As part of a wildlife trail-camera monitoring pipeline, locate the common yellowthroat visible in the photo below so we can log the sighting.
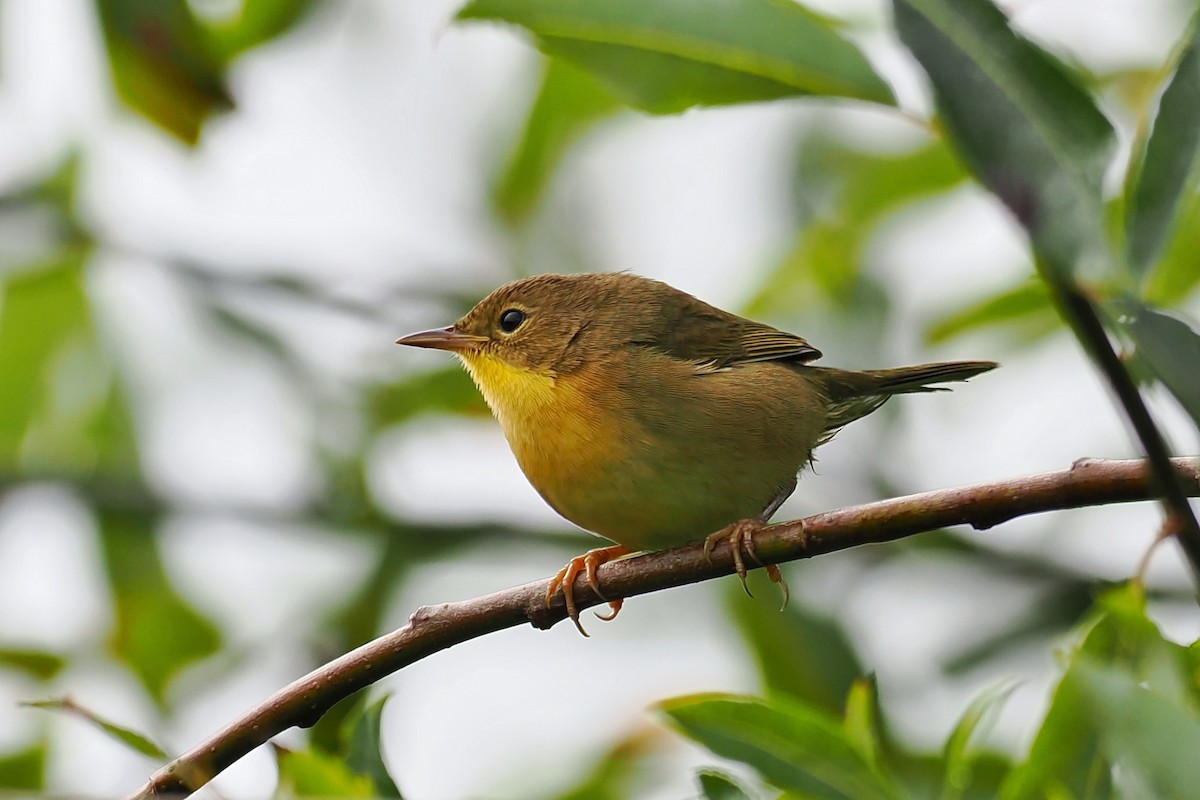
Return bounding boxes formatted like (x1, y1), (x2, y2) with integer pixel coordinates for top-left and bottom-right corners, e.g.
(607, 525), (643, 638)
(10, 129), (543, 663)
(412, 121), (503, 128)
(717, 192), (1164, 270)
(397, 273), (995, 634)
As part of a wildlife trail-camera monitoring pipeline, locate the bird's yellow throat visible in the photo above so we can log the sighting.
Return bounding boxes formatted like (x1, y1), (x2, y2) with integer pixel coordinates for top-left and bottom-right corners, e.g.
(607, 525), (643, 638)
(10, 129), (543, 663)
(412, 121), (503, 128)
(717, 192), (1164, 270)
(457, 351), (558, 432)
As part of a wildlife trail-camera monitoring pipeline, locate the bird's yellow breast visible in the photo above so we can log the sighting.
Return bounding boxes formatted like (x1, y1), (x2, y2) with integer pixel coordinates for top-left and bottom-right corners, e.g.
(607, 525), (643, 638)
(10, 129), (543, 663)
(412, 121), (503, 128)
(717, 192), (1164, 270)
(457, 352), (616, 497)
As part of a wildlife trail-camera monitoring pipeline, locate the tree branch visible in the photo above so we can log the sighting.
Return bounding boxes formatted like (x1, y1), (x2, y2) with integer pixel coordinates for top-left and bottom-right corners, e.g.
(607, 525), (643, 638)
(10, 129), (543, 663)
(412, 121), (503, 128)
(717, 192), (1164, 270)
(1054, 283), (1200, 579)
(125, 456), (1200, 799)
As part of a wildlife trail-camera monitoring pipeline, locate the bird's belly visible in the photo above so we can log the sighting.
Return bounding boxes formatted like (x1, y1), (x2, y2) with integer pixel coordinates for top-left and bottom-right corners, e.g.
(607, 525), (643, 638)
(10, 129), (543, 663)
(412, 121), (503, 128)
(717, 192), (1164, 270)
(509, 406), (802, 552)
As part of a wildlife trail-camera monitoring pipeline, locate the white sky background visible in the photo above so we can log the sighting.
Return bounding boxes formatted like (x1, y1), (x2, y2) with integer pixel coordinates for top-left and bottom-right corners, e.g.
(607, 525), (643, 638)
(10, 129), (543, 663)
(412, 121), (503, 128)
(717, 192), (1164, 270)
(0, 0), (1199, 798)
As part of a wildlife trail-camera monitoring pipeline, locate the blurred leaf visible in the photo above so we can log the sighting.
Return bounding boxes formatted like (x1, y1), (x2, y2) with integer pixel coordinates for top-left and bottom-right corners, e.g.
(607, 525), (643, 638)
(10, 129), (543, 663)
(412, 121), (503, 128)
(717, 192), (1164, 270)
(941, 682), (1016, 800)
(369, 366), (489, 430)
(276, 747), (377, 798)
(698, 768), (753, 800)
(0, 741), (46, 790)
(99, 510), (222, 705)
(925, 279), (1059, 346)
(1073, 663), (1200, 799)
(1002, 583), (1197, 799)
(552, 730), (657, 800)
(95, 0), (234, 144)
(0, 649), (67, 681)
(1125, 13), (1200, 276)
(1113, 298), (1200, 429)
(1143, 191), (1200, 303)
(202, 0), (322, 62)
(944, 581), (1097, 675)
(843, 677), (884, 772)
(343, 695), (403, 797)
(894, 0), (1115, 277)
(458, 0), (895, 114)
(661, 693), (900, 800)
(26, 697), (167, 759)
(728, 586), (862, 714)
(747, 137), (966, 317)
(496, 57), (622, 226)
(0, 252), (97, 470)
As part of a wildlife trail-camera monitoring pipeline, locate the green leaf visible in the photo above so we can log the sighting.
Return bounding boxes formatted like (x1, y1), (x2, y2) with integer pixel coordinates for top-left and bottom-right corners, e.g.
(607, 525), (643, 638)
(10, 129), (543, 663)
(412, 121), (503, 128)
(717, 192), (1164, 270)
(368, 366), (489, 430)
(202, 0), (322, 62)
(698, 768), (753, 800)
(1125, 14), (1200, 276)
(1002, 583), (1198, 799)
(1113, 298), (1200, 429)
(275, 747), (377, 798)
(26, 697), (167, 759)
(95, 0), (233, 144)
(0, 252), (93, 470)
(728, 587), (862, 714)
(941, 682), (1017, 800)
(99, 511), (222, 705)
(925, 279), (1059, 346)
(746, 137), (966, 317)
(552, 730), (657, 800)
(458, 0), (895, 114)
(0, 741), (46, 790)
(495, 57), (622, 226)
(894, 0), (1115, 277)
(343, 695), (403, 797)
(1074, 663), (1200, 799)
(661, 693), (900, 800)
(1143, 191), (1200, 303)
(0, 648), (67, 681)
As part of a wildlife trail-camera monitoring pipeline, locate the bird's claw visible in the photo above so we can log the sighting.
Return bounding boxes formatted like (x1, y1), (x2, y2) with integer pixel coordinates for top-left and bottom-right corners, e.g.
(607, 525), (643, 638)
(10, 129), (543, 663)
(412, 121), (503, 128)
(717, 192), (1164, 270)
(704, 518), (791, 609)
(545, 545), (631, 636)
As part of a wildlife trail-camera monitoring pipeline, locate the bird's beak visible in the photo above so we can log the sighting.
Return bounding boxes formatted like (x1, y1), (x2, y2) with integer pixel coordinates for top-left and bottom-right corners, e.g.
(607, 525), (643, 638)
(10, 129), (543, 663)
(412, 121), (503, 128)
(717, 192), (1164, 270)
(395, 326), (487, 352)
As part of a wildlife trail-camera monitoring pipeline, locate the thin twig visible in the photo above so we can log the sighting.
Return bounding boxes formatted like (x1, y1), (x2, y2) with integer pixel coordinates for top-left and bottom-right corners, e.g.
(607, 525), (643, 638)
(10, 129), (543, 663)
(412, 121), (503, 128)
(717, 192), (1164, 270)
(1054, 283), (1200, 579)
(124, 457), (1200, 799)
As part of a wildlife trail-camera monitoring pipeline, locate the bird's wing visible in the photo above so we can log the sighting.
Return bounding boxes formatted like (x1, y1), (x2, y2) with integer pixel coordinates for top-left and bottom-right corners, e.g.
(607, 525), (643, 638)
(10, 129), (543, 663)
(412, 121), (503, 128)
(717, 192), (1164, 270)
(636, 293), (822, 370)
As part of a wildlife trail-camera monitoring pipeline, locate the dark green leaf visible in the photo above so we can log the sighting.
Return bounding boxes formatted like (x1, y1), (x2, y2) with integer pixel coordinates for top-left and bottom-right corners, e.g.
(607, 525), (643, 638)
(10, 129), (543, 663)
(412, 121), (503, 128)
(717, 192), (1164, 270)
(1126, 14), (1200, 275)
(661, 693), (900, 800)
(1143, 191), (1200, 303)
(1075, 663), (1200, 799)
(1113, 298), (1200, 428)
(894, 0), (1115, 276)
(275, 747), (376, 797)
(95, 0), (233, 144)
(0, 741), (46, 790)
(0, 648), (67, 680)
(459, 0), (895, 114)
(343, 695), (403, 797)
(728, 587), (862, 714)
(698, 768), (753, 800)
(495, 57), (622, 226)
(99, 511), (222, 705)
(925, 279), (1059, 345)
(941, 682), (1016, 800)
(26, 697), (167, 759)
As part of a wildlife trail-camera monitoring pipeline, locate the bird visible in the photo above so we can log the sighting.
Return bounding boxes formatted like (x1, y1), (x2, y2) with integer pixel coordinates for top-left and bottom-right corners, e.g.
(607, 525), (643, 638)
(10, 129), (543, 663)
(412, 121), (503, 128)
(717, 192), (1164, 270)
(396, 272), (995, 634)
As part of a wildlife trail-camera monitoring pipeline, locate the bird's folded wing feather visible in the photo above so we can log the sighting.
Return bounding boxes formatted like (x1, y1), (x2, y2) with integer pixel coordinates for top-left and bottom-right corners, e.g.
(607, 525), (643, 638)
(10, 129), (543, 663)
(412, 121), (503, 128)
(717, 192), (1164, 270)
(637, 295), (822, 369)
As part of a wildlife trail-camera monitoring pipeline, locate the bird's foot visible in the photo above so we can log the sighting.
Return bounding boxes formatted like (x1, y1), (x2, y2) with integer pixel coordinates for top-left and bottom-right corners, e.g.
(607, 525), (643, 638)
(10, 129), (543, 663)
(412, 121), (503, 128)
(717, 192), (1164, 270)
(704, 518), (790, 610)
(545, 545), (631, 636)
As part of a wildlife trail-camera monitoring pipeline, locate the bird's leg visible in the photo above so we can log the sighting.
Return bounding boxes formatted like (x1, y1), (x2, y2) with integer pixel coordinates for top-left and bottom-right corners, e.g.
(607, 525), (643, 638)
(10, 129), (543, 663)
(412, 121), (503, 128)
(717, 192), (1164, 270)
(703, 480), (797, 606)
(545, 545), (632, 636)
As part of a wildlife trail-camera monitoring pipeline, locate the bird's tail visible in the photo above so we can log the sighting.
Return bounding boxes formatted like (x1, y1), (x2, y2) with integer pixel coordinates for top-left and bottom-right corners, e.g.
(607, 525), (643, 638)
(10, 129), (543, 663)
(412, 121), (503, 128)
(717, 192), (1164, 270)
(809, 360), (997, 441)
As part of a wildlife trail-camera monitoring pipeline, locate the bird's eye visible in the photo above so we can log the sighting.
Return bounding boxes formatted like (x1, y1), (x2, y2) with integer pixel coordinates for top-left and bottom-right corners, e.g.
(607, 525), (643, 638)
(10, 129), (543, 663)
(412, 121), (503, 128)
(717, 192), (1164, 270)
(499, 308), (527, 333)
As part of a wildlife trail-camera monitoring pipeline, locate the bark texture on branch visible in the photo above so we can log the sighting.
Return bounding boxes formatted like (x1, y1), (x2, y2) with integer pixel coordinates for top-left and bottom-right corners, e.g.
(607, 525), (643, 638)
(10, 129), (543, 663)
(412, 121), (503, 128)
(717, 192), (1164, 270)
(126, 457), (1200, 799)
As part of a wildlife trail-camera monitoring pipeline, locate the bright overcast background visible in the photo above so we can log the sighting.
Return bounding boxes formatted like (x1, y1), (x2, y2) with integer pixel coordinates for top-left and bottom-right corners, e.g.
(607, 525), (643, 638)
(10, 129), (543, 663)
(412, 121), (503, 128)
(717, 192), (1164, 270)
(1, 0), (1198, 798)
